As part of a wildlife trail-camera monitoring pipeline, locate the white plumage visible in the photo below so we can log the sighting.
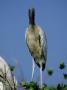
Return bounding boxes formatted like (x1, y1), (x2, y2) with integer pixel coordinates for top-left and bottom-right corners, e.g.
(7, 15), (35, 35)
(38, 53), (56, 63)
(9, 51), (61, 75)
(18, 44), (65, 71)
(0, 56), (17, 90)
(25, 8), (47, 88)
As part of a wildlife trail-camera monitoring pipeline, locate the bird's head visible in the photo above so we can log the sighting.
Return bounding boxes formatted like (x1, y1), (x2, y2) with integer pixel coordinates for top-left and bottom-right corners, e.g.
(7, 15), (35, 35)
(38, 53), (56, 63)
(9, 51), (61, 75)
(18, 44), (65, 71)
(28, 8), (35, 26)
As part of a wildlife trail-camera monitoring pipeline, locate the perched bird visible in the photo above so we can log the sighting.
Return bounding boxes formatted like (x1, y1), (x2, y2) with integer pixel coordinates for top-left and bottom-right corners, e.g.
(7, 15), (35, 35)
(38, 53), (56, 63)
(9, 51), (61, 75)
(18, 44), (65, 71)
(25, 8), (47, 88)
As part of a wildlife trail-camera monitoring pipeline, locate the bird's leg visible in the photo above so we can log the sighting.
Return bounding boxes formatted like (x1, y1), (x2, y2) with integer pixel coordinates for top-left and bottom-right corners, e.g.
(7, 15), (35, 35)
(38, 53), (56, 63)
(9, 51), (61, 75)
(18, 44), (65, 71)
(40, 65), (42, 88)
(31, 59), (35, 80)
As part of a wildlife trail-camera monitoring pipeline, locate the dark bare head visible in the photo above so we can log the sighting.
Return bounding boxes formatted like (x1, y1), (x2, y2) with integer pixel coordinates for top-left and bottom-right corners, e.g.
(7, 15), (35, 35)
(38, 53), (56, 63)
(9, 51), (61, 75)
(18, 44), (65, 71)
(28, 8), (35, 25)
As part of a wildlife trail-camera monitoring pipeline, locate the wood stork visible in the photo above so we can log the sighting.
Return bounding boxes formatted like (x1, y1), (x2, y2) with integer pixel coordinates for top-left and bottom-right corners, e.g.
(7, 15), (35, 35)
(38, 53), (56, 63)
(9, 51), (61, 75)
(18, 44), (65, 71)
(25, 8), (47, 88)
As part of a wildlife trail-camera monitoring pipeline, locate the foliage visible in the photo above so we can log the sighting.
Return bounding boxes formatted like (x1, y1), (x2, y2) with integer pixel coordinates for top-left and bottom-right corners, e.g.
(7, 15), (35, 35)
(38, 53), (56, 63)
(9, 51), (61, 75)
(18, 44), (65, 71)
(63, 73), (67, 79)
(20, 81), (40, 90)
(9, 64), (16, 72)
(20, 81), (67, 90)
(20, 60), (67, 90)
(59, 61), (65, 69)
(47, 68), (53, 76)
(0, 59), (67, 90)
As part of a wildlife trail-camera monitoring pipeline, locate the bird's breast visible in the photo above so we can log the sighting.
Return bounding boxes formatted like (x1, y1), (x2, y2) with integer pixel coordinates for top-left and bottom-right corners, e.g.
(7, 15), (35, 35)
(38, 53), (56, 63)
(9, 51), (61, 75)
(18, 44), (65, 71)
(27, 32), (42, 59)
(27, 32), (39, 47)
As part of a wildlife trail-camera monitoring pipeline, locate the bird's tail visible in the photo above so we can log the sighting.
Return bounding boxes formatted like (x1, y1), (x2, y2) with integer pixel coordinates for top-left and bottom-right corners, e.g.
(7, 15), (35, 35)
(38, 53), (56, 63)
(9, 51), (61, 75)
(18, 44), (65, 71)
(36, 59), (46, 71)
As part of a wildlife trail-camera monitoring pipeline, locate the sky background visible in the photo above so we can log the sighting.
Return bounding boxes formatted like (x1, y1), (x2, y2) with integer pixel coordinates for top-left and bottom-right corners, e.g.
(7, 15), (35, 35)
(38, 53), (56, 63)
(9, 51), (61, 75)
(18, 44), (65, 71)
(0, 0), (67, 86)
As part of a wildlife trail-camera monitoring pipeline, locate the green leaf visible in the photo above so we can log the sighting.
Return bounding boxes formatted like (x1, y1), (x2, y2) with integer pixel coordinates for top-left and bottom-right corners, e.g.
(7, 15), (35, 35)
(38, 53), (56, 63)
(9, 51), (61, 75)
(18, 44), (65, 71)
(57, 83), (64, 90)
(21, 80), (29, 87)
(59, 61), (65, 69)
(43, 87), (49, 90)
(9, 64), (15, 72)
(29, 81), (37, 87)
(63, 73), (67, 79)
(47, 68), (53, 76)
(29, 87), (34, 90)
(29, 81), (39, 90)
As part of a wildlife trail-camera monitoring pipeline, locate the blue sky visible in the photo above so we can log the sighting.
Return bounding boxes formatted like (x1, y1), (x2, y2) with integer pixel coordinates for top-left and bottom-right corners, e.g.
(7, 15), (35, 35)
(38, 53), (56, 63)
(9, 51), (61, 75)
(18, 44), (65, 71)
(0, 0), (67, 86)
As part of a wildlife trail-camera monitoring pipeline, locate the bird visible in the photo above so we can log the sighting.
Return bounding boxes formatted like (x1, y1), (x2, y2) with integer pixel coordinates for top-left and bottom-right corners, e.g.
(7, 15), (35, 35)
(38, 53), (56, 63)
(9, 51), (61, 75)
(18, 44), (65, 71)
(25, 8), (47, 88)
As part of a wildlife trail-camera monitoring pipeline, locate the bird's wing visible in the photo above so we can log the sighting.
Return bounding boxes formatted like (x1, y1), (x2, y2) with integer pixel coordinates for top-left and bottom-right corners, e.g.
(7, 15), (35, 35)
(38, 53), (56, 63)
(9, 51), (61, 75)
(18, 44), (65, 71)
(25, 28), (28, 41)
(25, 28), (31, 53)
(38, 26), (47, 61)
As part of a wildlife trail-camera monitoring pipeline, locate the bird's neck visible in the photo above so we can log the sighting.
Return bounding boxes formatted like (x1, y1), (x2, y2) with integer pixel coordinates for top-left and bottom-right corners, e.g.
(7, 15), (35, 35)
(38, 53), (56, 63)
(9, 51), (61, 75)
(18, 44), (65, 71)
(29, 15), (35, 26)
(29, 21), (35, 27)
(29, 25), (35, 32)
